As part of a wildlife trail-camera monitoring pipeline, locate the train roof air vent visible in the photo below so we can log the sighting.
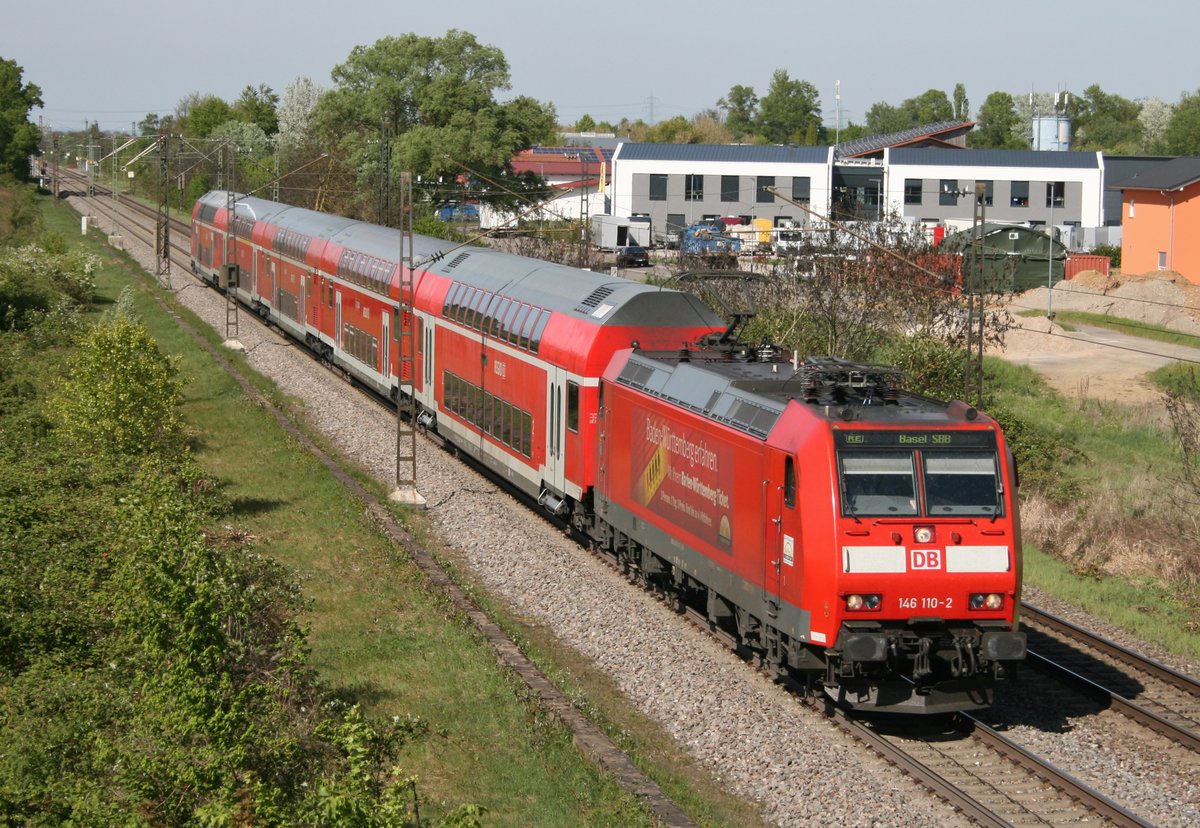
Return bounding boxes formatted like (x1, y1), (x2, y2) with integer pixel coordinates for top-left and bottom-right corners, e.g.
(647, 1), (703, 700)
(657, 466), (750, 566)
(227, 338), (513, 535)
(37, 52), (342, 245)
(444, 252), (471, 271)
(575, 285), (615, 314)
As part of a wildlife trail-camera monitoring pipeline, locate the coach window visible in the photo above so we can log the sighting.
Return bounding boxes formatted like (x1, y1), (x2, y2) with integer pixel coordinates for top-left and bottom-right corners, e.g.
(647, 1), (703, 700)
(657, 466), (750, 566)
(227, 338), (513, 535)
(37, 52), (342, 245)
(529, 310), (551, 353)
(784, 457), (796, 508)
(457, 287), (477, 324)
(501, 300), (522, 341)
(566, 381), (580, 432)
(483, 294), (505, 336)
(518, 307), (538, 350)
(509, 304), (530, 346)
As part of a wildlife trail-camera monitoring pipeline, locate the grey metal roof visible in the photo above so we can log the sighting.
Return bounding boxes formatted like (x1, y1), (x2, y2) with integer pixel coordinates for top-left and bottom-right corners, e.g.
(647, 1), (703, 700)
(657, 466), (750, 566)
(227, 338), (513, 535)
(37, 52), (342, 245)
(615, 143), (829, 164)
(835, 120), (972, 159)
(202, 191), (721, 329)
(889, 147), (1100, 169)
(616, 351), (959, 439)
(1109, 156), (1200, 191)
(423, 245), (721, 326)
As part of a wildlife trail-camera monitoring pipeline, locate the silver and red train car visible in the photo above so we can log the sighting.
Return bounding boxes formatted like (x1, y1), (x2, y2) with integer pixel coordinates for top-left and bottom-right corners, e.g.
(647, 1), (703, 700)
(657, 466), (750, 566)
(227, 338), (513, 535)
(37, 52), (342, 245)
(192, 191), (1026, 713)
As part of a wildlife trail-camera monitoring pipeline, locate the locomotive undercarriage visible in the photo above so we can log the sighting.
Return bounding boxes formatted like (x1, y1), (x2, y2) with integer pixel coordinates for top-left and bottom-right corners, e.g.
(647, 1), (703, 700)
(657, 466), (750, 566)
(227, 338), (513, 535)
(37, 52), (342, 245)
(826, 620), (1026, 713)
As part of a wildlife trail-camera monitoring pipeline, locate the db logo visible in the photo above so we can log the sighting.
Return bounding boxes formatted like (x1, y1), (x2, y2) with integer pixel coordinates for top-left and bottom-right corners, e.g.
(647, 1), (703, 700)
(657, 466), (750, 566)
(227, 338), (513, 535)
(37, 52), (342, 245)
(910, 549), (942, 570)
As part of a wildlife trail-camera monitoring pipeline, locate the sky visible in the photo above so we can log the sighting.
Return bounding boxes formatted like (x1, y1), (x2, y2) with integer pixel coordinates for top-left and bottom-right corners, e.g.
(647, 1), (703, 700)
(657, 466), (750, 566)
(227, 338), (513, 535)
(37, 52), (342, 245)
(7, 0), (1199, 134)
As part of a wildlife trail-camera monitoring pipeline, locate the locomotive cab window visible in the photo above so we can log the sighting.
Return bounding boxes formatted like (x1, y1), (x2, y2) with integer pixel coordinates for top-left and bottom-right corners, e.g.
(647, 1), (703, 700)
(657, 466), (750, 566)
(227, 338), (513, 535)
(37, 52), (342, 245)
(839, 453), (917, 516)
(784, 457), (796, 508)
(924, 451), (1001, 516)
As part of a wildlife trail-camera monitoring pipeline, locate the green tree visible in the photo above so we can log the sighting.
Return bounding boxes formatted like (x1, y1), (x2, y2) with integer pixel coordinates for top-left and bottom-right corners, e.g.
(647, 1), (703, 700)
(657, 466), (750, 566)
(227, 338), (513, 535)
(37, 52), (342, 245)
(182, 94), (233, 139)
(718, 84), (759, 141)
(865, 101), (909, 135)
(1072, 84), (1142, 154)
(574, 113), (596, 132)
(644, 115), (700, 143)
(903, 88), (954, 124)
(312, 31), (557, 217)
(866, 88), (956, 136)
(1163, 90), (1200, 155)
(233, 83), (280, 136)
(0, 57), (44, 180)
(757, 70), (822, 144)
(970, 91), (1027, 149)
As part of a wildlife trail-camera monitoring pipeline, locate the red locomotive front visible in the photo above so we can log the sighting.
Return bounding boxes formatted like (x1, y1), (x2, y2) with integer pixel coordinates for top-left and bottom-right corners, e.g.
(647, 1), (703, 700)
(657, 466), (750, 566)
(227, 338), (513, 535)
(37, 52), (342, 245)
(598, 349), (1024, 713)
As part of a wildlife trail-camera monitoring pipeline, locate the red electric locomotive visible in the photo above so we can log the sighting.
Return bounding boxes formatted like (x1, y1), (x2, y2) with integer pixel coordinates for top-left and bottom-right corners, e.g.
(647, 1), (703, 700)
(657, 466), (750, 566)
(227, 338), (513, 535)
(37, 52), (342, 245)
(595, 346), (1026, 712)
(191, 191), (1025, 713)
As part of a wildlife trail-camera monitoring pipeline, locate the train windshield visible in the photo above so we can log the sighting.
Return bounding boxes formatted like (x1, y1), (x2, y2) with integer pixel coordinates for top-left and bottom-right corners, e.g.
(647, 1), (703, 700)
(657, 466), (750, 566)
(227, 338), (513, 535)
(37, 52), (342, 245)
(923, 452), (1001, 515)
(839, 449), (1002, 518)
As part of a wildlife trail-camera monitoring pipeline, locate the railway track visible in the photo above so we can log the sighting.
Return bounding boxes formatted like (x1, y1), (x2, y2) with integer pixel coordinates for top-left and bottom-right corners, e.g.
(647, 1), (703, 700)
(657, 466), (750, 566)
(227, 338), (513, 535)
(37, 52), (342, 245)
(1020, 604), (1200, 753)
(671, 601), (1156, 827)
(66, 180), (1199, 826)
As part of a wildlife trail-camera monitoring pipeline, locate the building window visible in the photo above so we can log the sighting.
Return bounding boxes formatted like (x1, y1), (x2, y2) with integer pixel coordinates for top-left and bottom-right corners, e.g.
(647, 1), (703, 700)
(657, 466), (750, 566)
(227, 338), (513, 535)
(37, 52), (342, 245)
(979, 180), (994, 206)
(1046, 181), (1065, 208)
(1159, 251), (1167, 270)
(939, 180), (959, 206)
(1011, 181), (1029, 207)
(792, 176), (811, 203)
(648, 173), (667, 201)
(720, 175), (738, 202)
(666, 213), (685, 237)
(685, 174), (704, 201)
(1129, 199), (1136, 218)
(756, 175), (775, 203)
(904, 179), (922, 205)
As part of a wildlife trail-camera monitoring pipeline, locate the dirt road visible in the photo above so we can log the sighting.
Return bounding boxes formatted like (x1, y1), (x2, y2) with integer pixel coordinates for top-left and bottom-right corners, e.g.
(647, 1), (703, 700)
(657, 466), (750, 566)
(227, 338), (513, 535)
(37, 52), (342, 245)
(992, 275), (1200, 405)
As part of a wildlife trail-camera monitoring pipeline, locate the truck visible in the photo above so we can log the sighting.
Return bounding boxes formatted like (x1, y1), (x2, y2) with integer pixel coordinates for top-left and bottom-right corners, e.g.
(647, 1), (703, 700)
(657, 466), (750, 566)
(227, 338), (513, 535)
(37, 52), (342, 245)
(679, 220), (742, 260)
(591, 215), (653, 250)
(773, 219), (805, 255)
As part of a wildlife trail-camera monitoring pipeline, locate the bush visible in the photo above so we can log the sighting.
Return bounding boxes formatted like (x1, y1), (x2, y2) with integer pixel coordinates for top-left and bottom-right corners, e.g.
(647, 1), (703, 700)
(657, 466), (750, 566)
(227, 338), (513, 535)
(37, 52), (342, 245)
(46, 290), (184, 459)
(1090, 244), (1121, 269)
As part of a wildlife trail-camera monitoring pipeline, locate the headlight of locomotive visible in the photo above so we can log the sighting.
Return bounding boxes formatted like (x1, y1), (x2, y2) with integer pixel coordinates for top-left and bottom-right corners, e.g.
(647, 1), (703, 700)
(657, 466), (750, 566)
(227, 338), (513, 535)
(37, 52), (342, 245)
(845, 593), (882, 612)
(914, 525), (935, 544)
(969, 592), (1004, 611)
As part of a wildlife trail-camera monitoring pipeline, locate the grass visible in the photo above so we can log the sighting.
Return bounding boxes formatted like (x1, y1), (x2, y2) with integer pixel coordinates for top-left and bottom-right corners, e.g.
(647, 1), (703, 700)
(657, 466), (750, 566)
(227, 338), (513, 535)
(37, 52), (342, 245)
(1024, 545), (1200, 657)
(43, 192), (763, 826)
(986, 354), (1200, 660)
(1032, 308), (1200, 349)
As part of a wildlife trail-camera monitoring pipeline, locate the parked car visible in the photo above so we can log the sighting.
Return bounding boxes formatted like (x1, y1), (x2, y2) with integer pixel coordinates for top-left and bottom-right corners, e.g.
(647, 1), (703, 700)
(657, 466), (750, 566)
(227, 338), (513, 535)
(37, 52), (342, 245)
(615, 244), (650, 268)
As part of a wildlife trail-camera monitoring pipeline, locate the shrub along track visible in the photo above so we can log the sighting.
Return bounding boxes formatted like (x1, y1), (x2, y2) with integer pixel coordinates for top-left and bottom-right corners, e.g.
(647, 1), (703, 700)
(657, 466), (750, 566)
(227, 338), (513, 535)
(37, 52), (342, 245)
(64, 179), (697, 828)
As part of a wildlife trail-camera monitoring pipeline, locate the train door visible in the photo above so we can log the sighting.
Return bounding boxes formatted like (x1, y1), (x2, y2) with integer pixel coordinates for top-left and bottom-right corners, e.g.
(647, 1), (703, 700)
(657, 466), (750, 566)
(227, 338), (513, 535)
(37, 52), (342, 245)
(335, 290), (342, 353)
(762, 452), (792, 618)
(423, 318), (434, 405)
(381, 310), (390, 378)
(545, 367), (567, 494)
(300, 272), (307, 324)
